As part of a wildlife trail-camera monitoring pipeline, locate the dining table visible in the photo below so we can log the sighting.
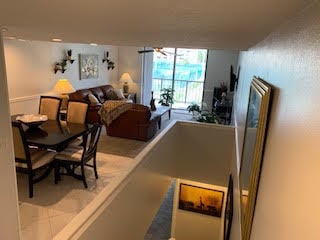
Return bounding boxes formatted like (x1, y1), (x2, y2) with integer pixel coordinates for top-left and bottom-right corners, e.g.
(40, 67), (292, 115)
(12, 115), (92, 151)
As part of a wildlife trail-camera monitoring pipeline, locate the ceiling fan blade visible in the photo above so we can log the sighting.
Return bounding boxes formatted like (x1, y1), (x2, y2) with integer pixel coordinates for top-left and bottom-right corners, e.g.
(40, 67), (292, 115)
(160, 51), (167, 56)
(162, 50), (182, 56)
(138, 50), (154, 53)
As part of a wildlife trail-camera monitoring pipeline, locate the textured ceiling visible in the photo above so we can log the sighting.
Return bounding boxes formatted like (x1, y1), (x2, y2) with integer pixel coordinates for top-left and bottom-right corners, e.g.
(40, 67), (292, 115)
(0, 0), (313, 50)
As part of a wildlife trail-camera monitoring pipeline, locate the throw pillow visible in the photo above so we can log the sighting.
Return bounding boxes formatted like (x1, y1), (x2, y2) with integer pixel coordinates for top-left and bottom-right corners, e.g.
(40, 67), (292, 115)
(114, 88), (125, 99)
(105, 90), (120, 100)
(88, 93), (100, 104)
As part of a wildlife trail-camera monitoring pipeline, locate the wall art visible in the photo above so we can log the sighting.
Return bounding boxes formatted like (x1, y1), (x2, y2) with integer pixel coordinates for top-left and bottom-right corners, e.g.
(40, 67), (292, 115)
(79, 54), (99, 79)
(179, 183), (224, 217)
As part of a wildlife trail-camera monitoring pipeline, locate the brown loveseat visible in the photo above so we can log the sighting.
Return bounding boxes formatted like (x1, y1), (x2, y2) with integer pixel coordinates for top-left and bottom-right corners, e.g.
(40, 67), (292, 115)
(68, 85), (159, 141)
(69, 85), (113, 123)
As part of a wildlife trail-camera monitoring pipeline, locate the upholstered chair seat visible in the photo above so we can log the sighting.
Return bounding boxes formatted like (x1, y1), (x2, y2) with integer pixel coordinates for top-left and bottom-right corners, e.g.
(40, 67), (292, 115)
(54, 146), (84, 162)
(54, 124), (102, 188)
(15, 149), (56, 170)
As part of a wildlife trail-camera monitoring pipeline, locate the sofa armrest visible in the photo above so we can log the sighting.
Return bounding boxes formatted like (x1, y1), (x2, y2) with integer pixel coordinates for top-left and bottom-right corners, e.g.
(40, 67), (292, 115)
(106, 106), (158, 141)
(85, 104), (102, 124)
(88, 104), (102, 112)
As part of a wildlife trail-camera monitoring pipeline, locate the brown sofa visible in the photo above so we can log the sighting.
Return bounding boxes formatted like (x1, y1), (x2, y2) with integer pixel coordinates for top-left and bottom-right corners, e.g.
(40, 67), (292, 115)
(68, 85), (159, 141)
(69, 85), (113, 123)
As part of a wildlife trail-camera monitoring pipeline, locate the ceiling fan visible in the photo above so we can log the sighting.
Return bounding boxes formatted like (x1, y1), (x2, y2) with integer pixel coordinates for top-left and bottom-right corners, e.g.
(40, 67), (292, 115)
(138, 47), (174, 56)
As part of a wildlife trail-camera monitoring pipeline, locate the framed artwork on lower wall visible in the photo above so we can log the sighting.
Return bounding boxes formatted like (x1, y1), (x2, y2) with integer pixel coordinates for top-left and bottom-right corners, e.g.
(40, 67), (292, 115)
(178, 183), (224, 217)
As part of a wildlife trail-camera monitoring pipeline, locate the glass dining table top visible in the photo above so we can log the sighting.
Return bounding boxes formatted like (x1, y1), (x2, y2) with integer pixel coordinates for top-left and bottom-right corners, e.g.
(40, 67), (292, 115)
(12, 115), (92, 151)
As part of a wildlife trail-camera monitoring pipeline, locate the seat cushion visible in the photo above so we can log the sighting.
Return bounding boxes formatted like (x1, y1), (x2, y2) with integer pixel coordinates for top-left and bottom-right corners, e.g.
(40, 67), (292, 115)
(55, 146), (84, 162)
(16, 149), (56, 170)
(67, 137), (83, 147)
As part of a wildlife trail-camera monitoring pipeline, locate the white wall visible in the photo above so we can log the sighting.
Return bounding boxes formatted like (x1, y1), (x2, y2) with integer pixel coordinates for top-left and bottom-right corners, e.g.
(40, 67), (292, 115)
(4, 40), (119, 114)
(118, 46), (142, 103)
(0, 32), (21, 240)
(57, 121), (235, 240)
(174, 122), (234, 187)
(232, 2), (320, 239)
(203, 50), (239, 112)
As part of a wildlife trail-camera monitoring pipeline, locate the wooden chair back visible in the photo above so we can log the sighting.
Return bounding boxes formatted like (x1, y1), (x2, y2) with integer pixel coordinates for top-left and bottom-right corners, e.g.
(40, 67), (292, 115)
(39, 96), (62, 120)
(82, 124), (102, 160)
(11, 122), (32, 170)
(67, 100), (89, 124)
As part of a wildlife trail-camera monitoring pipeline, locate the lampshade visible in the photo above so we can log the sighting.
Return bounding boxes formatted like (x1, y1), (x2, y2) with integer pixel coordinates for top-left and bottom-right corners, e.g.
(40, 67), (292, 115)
(119, 73), (133, 84)
(53, 79), (75, 94)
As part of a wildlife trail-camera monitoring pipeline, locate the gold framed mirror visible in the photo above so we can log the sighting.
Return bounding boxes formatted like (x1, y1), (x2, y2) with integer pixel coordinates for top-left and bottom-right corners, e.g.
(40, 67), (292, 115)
(239, 77), (272, 240)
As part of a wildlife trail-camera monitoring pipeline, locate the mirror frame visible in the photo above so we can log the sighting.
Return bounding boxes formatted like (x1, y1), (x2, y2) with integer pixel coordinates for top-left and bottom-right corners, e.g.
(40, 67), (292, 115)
(239, 77), (272, 240)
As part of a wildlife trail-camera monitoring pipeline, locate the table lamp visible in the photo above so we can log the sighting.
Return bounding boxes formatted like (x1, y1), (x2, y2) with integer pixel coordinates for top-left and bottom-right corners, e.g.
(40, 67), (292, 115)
(119, 73), (133, 93)
(53, 79), (75, 110)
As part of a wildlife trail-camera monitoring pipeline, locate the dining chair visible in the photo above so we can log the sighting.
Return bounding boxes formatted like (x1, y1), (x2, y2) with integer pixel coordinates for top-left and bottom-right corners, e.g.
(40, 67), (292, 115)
(66, 100), (89, 124)
(65, 100), (90, 147)
(54, 123), (102, 188)
(39, 96), (62, 120)
(12, 121), (56, 198)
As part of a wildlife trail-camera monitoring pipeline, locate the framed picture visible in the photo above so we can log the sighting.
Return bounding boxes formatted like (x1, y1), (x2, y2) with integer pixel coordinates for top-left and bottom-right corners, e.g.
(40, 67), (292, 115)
(79, 54), (99, 79)
(223, 174), (234, 240)
(239, 77), (272, 240)
(179, 183), (224, 217)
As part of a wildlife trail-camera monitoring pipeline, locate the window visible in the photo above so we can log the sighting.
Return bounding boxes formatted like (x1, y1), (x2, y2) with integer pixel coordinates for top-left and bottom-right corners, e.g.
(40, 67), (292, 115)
(152, 48), (208, 109)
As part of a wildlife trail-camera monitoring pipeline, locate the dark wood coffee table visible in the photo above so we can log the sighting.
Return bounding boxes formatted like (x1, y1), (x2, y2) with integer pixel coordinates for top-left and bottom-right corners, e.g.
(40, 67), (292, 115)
(151, 105), (171, 129)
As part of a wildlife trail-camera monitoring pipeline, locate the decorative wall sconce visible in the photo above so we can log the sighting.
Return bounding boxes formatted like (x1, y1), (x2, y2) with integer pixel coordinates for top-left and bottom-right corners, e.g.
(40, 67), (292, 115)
(102, 51), (115, 70)
(65, 49), (75, 64)
(54, 49), (75, 74)
(54, 60), (67, 74)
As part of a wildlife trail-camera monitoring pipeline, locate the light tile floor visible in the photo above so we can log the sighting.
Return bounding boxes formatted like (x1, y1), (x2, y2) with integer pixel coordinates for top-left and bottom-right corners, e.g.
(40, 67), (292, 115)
(17, 153), (136, 240)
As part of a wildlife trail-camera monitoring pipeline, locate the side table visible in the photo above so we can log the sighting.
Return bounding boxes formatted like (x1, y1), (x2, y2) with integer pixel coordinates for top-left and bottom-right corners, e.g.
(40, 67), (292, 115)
(151, 105), (171, 129)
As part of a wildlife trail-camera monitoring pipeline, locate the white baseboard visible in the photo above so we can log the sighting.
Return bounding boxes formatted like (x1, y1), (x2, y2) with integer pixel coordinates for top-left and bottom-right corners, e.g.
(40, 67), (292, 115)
(9, 94), (40, 103)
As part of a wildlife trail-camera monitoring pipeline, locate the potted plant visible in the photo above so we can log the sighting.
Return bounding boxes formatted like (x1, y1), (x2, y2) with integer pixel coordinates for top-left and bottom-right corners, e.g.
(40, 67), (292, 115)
(197, 112), (218, 124)
(187, 103), (201, 117)
(158, 88), (174, 106)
